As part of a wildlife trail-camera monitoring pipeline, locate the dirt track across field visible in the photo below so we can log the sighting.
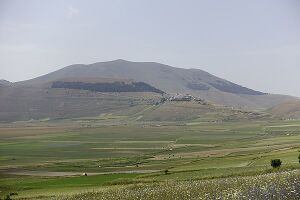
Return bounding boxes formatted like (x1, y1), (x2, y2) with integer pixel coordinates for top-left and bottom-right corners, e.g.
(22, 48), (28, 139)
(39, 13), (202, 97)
(2, 169), (159, 177)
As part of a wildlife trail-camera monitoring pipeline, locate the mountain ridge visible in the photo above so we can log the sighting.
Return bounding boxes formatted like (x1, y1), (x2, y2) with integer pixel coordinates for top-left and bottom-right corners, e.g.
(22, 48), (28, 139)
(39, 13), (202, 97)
(0, 79), (12, 86)
(0, 59), (297, 122)
(18, 59), (264, 95)
(15, 59), (294, 110)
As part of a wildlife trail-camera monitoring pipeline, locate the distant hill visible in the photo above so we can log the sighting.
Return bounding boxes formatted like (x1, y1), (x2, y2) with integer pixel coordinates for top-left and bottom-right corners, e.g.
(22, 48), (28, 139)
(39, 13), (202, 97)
(0, 60), (297, 122)
(267, 100), (300, 119)
(20, 60), (264, 96)
(18, 59), (295, 110)
(0, 84), (269, 122)
(0, 79), (12, 86)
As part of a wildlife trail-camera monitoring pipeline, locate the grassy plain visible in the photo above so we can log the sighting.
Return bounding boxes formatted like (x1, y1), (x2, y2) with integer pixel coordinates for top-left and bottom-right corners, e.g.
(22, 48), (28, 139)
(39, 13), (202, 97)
(0, 118), (300, 199)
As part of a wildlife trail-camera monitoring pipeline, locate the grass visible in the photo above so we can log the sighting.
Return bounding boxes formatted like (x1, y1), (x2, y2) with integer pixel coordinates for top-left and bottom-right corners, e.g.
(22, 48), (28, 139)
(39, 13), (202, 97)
(0, 173), (138, 191)
(59, 169), (300, 200)
(0, 119), (300, 199)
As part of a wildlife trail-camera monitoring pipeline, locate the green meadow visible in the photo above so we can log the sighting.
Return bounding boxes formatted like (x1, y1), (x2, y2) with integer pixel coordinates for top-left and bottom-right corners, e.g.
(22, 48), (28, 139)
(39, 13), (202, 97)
(1, 119), (300, 199)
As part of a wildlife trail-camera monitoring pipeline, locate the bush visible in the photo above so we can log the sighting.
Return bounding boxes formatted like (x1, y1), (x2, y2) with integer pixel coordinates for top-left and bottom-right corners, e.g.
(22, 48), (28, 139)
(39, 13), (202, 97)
(271, 159), (282, 168)
(164, 169), (169, 175)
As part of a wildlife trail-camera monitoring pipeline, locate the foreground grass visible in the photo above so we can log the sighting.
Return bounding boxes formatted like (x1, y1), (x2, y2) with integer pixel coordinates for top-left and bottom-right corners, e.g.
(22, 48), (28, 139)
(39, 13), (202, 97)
(58, 170), (300, 200)
(0, 173), (140, 199)
(2, 164), (300, 198)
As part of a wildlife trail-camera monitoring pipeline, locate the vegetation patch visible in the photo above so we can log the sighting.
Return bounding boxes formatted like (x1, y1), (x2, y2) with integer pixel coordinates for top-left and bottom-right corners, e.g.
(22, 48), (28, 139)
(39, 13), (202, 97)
(52, 81), (164, 94)
(210, 80), (266, 95)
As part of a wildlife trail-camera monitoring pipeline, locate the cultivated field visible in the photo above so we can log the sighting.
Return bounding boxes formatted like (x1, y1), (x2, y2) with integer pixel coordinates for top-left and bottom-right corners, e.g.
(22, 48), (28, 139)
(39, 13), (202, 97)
(1, 119), (300, 199)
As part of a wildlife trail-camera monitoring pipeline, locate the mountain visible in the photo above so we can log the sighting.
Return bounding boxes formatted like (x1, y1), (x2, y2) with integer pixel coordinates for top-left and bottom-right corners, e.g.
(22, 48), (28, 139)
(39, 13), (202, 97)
(18, 59), (295, 110)
(267, 100), (300, 119)
(0, 60), (296, 122)
(0, 83), (269, 122)
(0, 79), (12, 86)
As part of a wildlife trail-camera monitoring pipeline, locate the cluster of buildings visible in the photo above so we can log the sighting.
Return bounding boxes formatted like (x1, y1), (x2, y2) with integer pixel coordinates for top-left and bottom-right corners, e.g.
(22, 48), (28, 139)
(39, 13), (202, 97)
(169, 94), (193, 101)
(168, 94), (204, 102)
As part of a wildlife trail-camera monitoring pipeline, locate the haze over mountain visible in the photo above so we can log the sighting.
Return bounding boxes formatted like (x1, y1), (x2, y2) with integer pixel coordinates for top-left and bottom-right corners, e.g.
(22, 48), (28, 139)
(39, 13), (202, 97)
(0, 60), (296, 122)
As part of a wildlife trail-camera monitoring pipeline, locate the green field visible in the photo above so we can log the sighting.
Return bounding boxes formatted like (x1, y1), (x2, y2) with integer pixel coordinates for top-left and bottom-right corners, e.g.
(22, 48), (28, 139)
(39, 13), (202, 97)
(1, 119), (300, 199)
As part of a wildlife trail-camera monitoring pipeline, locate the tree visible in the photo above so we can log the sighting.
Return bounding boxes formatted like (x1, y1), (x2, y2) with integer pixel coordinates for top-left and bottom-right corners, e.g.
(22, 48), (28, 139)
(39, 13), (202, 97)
(271, 159), (282, 168)
(164, 169), (169, 175)
(298, 154), (300, 163)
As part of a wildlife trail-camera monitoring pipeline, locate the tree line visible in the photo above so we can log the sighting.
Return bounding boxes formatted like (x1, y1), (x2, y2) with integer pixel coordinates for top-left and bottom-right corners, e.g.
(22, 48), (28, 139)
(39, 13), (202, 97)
(52, 81), (164, 94)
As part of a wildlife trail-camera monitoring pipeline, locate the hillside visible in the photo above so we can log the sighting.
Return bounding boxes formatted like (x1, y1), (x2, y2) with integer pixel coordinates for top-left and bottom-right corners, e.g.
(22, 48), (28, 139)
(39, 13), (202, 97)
(0, 85), (163, 122)
(138, 101), (269, 122)
(20, 60), (264, 96)
(0, 79), (12, 86)
(17, 59), (295, 110)
(267, 100), (300, 119)
(0, 84), (268, 122)
(0, 60), (296, 122)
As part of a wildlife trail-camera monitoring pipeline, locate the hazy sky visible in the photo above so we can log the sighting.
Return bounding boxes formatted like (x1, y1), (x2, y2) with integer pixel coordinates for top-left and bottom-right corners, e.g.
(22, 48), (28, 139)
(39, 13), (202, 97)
(0, 0), (299, 96)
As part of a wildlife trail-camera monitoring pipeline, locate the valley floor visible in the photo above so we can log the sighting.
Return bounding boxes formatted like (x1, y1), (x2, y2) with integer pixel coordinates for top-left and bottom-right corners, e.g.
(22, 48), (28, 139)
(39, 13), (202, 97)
(0, 118), (300, 199)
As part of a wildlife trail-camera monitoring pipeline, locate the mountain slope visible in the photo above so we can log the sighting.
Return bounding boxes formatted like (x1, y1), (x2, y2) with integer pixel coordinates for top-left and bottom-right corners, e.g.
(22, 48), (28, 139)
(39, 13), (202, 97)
(0, 79), (12, 86)
(138, 101), (269, 122)
(267, 100), (300, 119)
(20, 60), (262, 95)
(0, 83), (269, 122)
(0, 85), (162, 122)
(18, 59), (295, 110)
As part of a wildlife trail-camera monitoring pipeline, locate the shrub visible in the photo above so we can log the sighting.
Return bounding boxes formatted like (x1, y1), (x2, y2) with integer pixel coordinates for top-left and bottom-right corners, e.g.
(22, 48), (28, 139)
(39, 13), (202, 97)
(271, 159), (282, 168)
(164, 169), (169, 175)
